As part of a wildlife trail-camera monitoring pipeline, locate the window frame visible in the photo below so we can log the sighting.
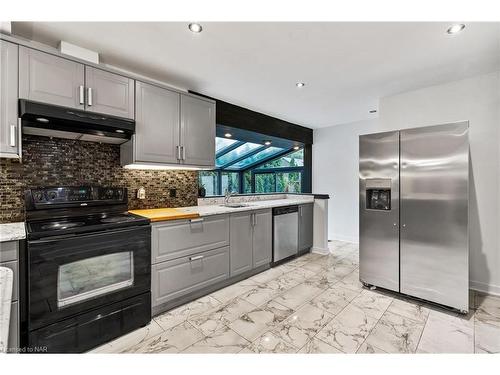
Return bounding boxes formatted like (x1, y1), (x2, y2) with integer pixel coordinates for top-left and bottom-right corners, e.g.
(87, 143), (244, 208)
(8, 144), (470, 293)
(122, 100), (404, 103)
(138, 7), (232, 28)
(199, 147), (306, 196)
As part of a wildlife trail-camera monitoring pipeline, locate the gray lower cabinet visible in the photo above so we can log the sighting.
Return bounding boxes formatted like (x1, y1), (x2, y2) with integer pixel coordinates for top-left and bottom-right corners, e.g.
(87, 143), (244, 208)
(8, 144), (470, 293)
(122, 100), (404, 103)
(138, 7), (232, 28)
(229, 212), (254, 277)
(229, 209), (272, 276)
(151, 209), (273, 314)
(252, 209), (273, 268)
(0, 240), (19, 352)
(0, 260), (18, 301)
(180, 95), (216, 166)
(85, 66), (135, 119)
(122, 81), (180, 165)
(0, 41), (20, 158)
(8, 302), (18, 351)
(298, 203), (314, 251)
(152, 246), (229, 308)
(152, 215), (229, 263)
(19, 46), (85, 109)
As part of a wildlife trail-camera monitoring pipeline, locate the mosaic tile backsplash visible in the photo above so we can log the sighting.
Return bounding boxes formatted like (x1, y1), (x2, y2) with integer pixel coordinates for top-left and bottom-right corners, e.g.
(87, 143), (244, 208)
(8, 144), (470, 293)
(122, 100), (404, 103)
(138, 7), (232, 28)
(0, 135), (198, 223)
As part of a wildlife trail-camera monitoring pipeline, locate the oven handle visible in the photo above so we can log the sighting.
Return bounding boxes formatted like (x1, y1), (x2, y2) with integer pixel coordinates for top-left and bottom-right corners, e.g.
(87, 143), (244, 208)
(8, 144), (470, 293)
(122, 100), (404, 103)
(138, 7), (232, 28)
(28, 225), (149, 244)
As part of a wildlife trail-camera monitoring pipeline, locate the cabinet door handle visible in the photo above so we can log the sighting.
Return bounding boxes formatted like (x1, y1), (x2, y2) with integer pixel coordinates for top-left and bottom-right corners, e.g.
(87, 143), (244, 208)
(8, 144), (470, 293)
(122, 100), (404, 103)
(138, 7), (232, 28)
(181, 145), (186, 160)
(79, 85), (85, 105)
(299, 206), (302, 217)
(176, 145), (181, 160)
(17, 118), (22, 160)
(190, 218), (204, 223)
(9, 124), (16, 147)
(87, 87), (93, 106)
(190, 255), (204, 261)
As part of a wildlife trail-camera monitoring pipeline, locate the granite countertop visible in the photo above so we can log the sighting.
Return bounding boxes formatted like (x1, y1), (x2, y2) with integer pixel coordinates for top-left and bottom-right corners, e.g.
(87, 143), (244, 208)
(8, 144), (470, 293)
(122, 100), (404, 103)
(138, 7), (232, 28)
(0, 222), (26, 242)
(0, 267), (13, 353)
(175, 196), (315, 218)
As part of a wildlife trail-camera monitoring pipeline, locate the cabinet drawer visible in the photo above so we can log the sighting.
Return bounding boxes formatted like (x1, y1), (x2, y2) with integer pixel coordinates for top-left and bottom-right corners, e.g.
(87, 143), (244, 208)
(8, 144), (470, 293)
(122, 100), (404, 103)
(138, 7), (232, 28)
(152, 246), (229, 307)
(0, 241), (19, 262)
(152, 215), (229, 263)
(0, 260), (18, 301)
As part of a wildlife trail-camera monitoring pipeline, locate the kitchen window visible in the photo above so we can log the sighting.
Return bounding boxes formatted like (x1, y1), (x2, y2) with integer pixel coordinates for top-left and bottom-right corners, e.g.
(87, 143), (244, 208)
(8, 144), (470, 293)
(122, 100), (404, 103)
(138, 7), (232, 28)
(199, 138), (305, 196)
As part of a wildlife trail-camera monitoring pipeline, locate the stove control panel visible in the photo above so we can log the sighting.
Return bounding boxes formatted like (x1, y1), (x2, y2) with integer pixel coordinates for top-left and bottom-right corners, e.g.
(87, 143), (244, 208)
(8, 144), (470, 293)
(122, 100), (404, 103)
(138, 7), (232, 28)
(26, 186), (127, 208)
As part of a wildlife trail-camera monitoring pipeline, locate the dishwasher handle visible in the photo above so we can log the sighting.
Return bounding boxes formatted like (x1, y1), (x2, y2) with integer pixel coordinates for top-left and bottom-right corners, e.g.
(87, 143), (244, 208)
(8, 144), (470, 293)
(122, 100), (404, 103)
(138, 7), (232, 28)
(272, 205), (299, 216)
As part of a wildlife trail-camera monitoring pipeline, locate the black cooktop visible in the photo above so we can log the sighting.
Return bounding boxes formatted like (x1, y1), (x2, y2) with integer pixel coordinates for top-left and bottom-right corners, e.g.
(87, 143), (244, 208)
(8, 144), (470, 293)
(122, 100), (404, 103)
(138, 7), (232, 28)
(27, 212), (149, 239)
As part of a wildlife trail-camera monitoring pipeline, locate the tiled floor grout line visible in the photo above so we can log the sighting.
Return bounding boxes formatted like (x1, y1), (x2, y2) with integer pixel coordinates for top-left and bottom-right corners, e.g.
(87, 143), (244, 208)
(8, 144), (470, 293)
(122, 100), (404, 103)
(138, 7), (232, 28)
(414, 303), (432, 353)
(352, 291), (394, 354)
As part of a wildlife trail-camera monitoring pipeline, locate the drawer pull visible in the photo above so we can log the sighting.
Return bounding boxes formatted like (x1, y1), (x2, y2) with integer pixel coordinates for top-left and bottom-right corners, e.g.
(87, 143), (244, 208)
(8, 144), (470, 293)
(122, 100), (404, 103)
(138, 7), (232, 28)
(190, 218), (204, 223)
(189, 255), (204, 261)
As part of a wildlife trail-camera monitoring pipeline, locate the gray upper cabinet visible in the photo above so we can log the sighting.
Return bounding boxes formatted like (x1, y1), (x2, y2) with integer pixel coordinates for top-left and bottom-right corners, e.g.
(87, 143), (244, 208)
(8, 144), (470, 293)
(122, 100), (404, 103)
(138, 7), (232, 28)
(229, 212), (253, 277)
(252, 209), (272, 268)
(0, 41), (19, 157)
(19, 46), (85, 109)
(298, 203), (314, 252)
(121, 87), (215, 168)
(180, 95), (216, 166)
(132, 81), (180, 164)
(85, 66), (134, 119)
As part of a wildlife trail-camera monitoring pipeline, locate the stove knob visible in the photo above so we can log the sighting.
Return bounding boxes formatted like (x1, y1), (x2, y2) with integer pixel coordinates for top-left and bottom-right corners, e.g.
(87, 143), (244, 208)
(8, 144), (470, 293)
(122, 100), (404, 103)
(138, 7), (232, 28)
(35, 192), (44, 201)
(48, 191), (57, 200)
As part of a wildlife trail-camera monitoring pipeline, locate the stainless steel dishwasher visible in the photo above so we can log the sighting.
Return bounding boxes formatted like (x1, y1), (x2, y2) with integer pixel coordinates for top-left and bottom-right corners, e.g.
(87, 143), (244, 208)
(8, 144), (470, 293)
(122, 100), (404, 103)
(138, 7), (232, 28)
(272, 205), (299, 264)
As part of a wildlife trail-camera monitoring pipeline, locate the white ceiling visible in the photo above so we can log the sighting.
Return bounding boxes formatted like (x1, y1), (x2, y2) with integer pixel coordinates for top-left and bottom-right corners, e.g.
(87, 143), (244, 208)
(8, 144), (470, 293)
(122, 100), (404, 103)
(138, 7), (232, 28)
(12, 22), (500, 129)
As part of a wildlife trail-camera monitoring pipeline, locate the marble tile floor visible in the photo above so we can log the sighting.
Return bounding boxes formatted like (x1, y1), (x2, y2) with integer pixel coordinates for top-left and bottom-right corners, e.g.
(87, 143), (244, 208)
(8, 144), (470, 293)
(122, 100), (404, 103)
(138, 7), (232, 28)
(91, 241), (500, 354)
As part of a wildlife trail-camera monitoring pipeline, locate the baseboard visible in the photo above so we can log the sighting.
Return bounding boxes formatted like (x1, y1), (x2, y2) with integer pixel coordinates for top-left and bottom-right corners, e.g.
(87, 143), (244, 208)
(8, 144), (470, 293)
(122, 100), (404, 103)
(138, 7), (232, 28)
(329, 234), (359, 244)
(470, 279), (500, 297)
(311, 246), (330, 255)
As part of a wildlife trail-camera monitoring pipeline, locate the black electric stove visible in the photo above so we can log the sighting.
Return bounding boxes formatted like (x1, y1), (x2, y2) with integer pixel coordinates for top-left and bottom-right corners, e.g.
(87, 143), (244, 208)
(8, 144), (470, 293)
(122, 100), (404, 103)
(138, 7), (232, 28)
(25, 186), (149, 240)
(21, 186), (152, 353)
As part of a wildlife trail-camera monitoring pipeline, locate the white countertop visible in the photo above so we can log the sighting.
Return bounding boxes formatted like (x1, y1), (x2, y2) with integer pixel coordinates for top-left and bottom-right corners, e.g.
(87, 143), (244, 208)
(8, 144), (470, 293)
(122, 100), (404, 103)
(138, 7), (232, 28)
(0, 222), (26, 242)
(0, 267), (13, 353)
(176, 196), (315, 217)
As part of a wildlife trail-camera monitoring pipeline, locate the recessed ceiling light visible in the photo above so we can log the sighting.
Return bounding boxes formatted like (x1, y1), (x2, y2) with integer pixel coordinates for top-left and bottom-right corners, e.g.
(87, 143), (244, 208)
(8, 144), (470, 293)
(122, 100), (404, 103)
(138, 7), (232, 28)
(447, 24), (465, 35)
(188, 23), (203, 33)
(296, 82), (305, 88)
(264, 140), (272, 146)
(36, 117), (49, 123)
(115, 129), (125, 133)
(293, 146), (300, 150)
(224, 133), (232, 138)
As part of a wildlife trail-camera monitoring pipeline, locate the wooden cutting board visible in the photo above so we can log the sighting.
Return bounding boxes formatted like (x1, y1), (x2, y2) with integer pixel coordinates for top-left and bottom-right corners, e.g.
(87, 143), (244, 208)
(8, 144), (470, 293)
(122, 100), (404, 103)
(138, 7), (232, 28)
(129, 208), (200, 222)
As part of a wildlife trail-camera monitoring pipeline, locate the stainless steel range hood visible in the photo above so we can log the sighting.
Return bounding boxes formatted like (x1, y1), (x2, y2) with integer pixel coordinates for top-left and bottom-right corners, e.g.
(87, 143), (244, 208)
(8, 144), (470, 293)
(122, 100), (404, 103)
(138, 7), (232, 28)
(19, 100), (135, 144)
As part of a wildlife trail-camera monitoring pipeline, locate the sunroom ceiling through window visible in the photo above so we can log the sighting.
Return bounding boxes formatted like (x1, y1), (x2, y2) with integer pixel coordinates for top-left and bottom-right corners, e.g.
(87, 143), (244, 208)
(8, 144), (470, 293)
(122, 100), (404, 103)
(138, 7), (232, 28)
(215, 137), (288, 170)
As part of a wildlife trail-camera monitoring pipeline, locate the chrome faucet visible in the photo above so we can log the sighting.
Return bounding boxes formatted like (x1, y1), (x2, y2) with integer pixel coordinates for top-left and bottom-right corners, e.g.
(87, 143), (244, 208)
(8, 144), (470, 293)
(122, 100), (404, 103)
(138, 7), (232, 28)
(224, 189), (235, 205)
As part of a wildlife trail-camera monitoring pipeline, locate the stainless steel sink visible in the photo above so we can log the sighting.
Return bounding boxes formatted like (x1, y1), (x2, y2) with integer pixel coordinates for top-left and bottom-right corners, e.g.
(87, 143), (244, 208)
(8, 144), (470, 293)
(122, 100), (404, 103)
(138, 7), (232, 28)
(219, 203), (250, 208)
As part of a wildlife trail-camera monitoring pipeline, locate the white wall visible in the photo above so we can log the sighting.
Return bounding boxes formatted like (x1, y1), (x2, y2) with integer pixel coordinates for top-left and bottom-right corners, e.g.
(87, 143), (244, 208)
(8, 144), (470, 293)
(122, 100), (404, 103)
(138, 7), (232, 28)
(313, 71), (500, 295)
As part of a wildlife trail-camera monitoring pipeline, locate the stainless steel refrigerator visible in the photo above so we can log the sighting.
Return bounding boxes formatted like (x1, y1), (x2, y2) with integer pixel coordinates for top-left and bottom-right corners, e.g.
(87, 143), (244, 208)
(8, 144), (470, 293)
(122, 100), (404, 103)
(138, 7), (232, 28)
(359, 122), (469, 312)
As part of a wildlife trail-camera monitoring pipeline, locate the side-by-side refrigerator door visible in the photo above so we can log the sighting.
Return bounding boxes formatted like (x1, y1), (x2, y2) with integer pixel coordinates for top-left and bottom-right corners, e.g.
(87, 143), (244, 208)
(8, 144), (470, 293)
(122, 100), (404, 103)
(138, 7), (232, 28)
(359, 131), (400, 292)
(400, 122), (469, 312)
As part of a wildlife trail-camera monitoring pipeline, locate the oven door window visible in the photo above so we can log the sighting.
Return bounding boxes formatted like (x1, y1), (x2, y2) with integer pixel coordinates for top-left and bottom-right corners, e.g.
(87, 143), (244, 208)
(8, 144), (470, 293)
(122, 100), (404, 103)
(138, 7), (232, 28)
(57, 252), (134, 308)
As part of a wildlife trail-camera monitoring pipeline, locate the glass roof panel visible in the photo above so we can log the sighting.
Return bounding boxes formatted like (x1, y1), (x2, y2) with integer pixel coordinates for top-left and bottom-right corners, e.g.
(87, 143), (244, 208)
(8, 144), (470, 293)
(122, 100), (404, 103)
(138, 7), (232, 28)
(256, 149), (304, 169)
(226, 147), (284, 170)
(215, 142), (262, 167)
(215, 137), (238, 153)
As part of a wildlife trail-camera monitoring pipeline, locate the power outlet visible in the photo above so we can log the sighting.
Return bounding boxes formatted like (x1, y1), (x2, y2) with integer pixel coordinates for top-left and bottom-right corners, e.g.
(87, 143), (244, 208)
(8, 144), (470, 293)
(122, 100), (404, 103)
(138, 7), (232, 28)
(169, 188), (177, 198)
(137, 187), (146, 200)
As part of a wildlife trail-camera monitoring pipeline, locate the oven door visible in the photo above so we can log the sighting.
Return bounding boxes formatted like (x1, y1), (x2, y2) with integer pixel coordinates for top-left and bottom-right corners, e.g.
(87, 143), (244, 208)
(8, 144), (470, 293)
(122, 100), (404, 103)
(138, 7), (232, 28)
(27, 226), (151, 330)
